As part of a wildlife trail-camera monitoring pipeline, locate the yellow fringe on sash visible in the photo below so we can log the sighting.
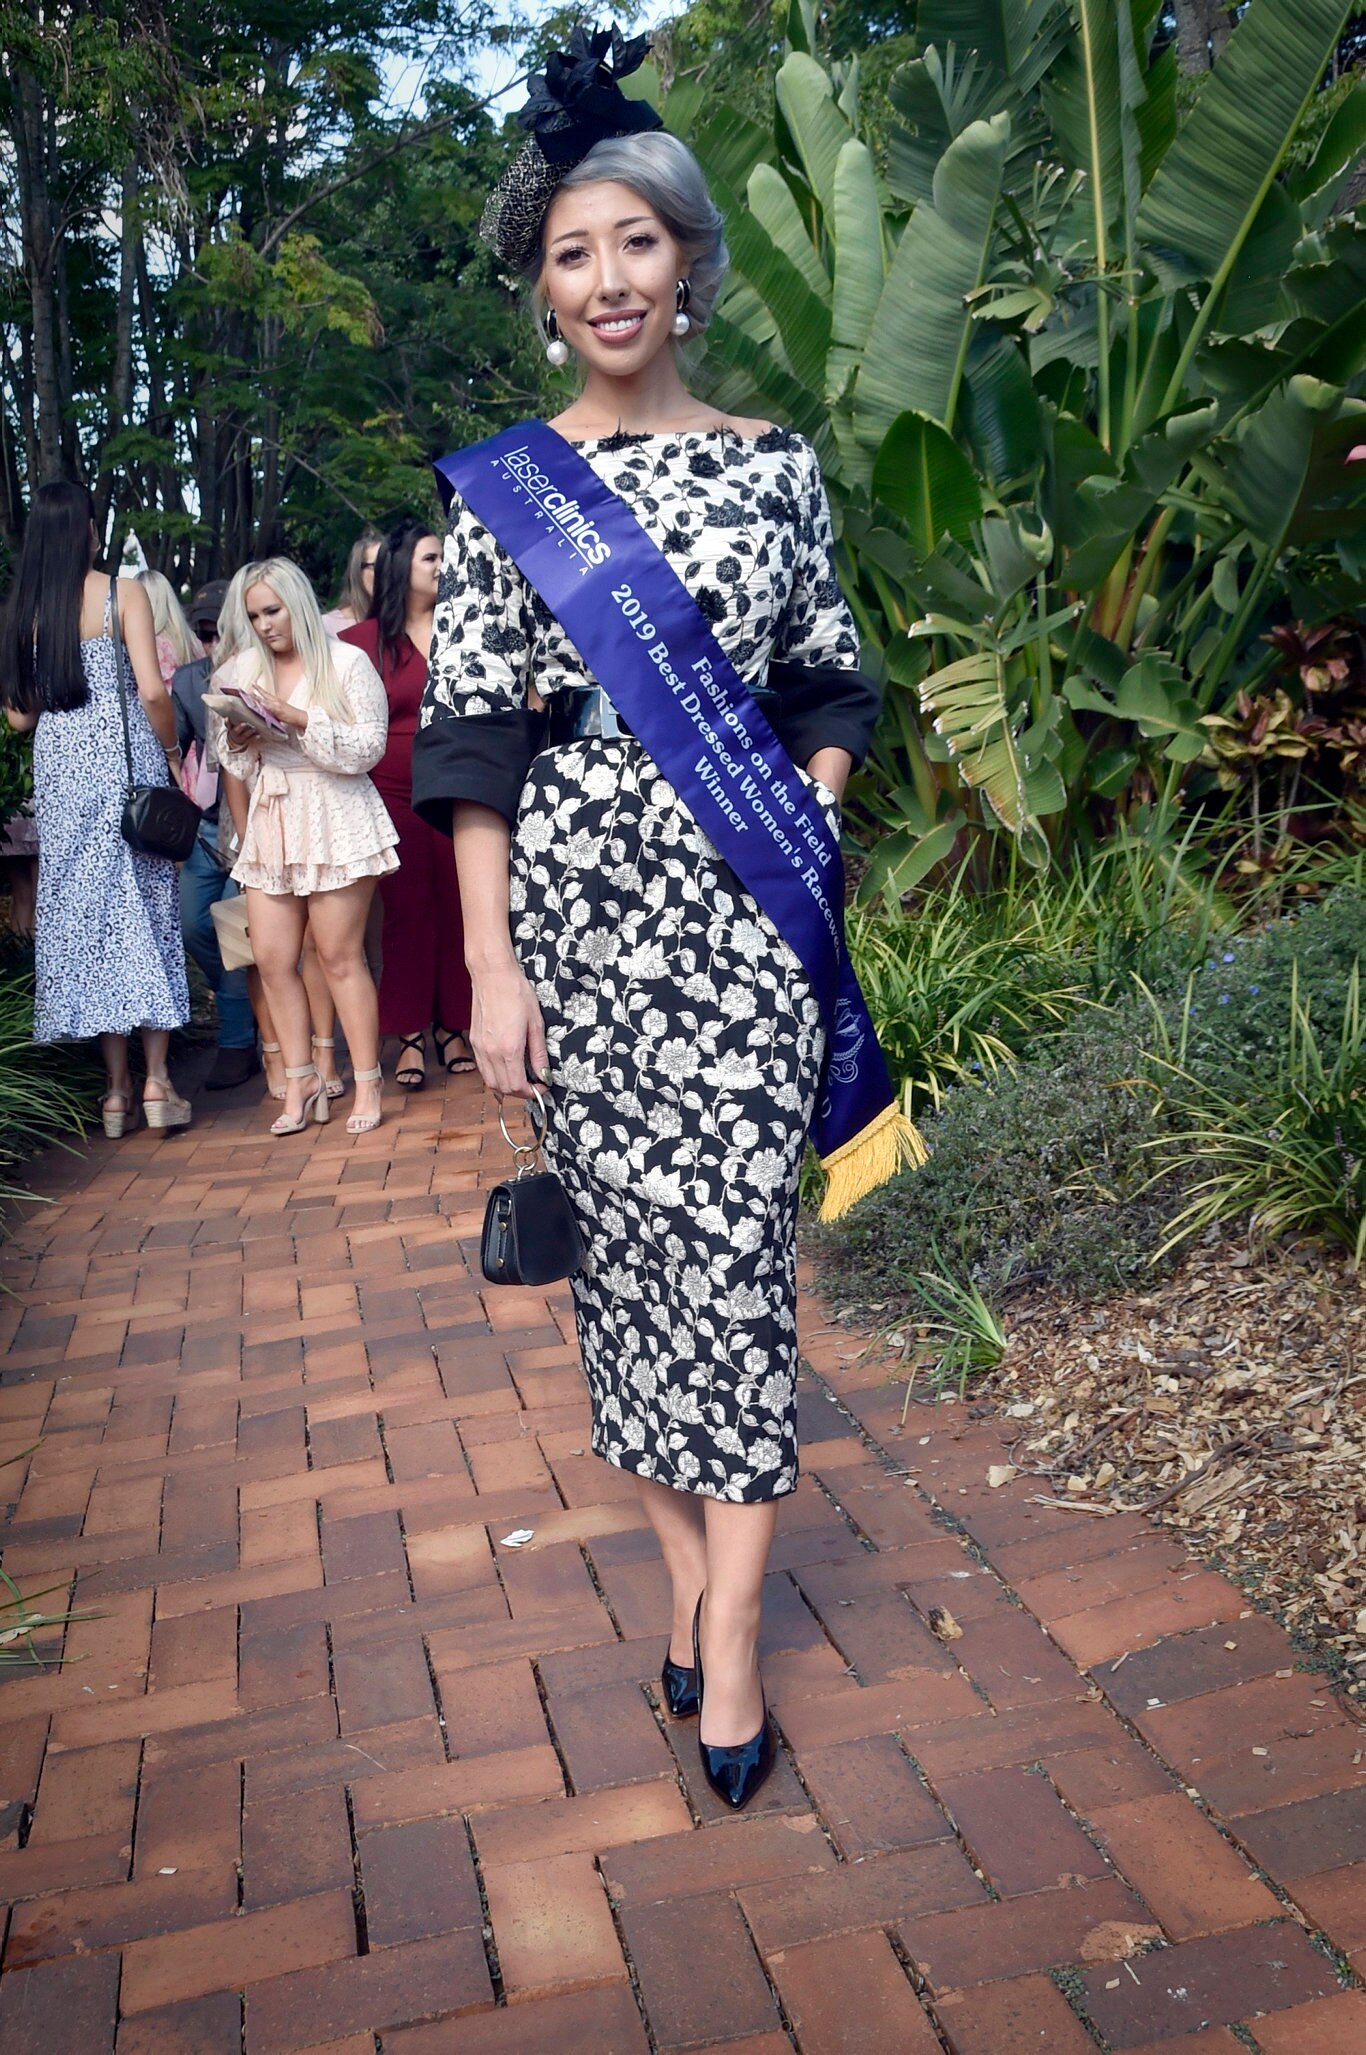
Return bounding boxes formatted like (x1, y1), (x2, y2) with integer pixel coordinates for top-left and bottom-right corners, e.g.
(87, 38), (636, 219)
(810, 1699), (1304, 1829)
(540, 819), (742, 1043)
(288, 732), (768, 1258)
(818, 1103), (929, 1222)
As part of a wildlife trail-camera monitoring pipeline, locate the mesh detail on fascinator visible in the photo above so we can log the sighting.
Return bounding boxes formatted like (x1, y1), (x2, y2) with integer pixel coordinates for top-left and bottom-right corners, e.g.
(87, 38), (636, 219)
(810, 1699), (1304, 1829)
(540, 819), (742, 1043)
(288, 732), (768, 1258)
(480, 22), (663, 270)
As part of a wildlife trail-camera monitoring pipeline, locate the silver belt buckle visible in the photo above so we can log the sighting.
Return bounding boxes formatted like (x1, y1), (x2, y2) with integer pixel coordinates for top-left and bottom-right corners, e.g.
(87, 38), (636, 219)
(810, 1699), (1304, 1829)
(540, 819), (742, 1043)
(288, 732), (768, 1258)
(596, 690), (623, 741)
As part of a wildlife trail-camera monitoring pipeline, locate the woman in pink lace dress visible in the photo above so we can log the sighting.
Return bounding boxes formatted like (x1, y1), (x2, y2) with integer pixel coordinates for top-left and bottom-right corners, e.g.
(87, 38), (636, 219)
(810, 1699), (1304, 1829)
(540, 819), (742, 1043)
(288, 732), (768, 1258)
(214, 559), (397, 1138)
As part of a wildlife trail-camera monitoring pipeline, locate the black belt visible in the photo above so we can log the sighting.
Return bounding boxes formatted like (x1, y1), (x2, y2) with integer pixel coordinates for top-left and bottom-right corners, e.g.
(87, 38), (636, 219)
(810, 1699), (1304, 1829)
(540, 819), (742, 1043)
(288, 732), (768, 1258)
(542, 683), (780, 749)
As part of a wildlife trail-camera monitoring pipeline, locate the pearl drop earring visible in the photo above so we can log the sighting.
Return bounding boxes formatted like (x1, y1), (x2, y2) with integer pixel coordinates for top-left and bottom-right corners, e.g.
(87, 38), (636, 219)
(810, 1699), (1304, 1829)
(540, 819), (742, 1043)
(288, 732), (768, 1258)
(545, 308), (569, 368)
(672, 278), (692, 338)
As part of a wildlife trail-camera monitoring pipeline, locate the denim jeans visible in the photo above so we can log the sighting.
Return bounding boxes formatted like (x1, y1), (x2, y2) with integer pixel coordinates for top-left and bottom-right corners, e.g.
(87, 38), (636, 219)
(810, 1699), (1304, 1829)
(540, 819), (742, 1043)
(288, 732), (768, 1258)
(179, 834), (255, 1048)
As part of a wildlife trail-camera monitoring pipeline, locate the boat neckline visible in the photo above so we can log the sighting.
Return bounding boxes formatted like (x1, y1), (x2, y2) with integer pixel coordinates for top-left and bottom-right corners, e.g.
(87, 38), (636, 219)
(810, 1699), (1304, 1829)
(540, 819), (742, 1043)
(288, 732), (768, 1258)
(557, 423), (788, 447)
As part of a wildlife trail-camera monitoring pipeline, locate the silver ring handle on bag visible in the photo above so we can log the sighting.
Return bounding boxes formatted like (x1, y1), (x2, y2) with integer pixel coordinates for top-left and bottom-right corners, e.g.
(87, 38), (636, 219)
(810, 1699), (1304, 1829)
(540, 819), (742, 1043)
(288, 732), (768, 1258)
(497, 1086), (548, 1165)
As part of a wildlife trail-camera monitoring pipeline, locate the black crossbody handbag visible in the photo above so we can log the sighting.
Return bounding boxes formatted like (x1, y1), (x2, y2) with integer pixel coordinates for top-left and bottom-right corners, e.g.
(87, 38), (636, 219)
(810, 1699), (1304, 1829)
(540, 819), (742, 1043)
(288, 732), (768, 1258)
(481, 1089), (585, 1287)
(111, 578), (202, 862)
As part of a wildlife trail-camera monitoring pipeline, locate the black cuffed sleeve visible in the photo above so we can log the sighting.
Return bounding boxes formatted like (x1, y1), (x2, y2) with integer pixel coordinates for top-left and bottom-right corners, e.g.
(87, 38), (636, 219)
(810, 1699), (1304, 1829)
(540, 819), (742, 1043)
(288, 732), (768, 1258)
(411, 707), (546, 833)
(767, 660), (883, 770)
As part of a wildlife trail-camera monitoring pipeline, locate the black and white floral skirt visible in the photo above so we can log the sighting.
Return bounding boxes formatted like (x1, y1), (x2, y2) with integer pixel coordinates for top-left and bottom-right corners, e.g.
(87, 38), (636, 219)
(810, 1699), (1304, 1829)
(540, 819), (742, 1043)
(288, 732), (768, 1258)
(510, 736), (833, 1503)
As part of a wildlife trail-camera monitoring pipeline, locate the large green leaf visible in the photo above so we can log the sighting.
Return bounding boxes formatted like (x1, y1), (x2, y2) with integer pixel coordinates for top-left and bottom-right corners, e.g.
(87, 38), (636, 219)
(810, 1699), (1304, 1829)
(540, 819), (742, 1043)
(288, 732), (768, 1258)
(885, 54), (960, 207)
(692, 107), (774, 202)
(962, 330), (1045, 488)
(980, 510), (1053, 602)
(746, 164), (830, 306)
(1133, 39), (1177, 191)
(916, 644), (1058, 862)
(1218, 183), (1302, 338)
(1043, 407), (1113, 546)
(1044, 0), (1127, 247)
(1136, 0), (1353, 287)
(856, 113), (1009, 446)
(715, 175), (832, 395)
(858, 817), (964, 903)
(1288, 76), (1366, 207)
(775, 52), (853, 218)
(703, 315), (836, 462)
(886, 5), (1067, 205)
(1208, 374), (1344, 546)
(1283, 218), (1366, 329)
(919, 0), (1068, 91)
(872, 412), (983, 558)
(829, 139), (884, 403)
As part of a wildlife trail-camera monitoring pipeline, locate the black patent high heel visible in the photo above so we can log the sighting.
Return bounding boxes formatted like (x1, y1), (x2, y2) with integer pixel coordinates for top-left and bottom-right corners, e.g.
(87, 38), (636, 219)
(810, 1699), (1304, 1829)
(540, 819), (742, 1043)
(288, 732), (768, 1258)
(692, 1595), (775, 1810)
(661, 1649), (700, 1720)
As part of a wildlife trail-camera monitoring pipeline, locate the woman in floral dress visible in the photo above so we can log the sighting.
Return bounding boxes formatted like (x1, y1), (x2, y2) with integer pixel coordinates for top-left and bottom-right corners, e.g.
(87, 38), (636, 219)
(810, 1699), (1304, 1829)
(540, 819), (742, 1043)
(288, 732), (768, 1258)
(412, 28), (879, 1808)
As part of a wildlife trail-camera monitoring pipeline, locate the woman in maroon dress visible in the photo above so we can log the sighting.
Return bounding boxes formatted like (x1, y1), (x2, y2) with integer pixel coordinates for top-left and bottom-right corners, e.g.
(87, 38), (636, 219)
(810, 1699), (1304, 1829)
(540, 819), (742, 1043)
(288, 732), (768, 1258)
(341, 520), (472, 1088)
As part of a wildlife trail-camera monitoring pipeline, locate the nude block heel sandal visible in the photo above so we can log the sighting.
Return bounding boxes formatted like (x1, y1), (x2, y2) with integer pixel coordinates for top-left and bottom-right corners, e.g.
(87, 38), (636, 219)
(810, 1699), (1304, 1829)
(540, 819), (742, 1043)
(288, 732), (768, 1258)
(346, 1065), (384, 1137)
(312, 1035), (346, 1099)
(143, 1078), (193, 1133)
(261, 1042), (287, 1100)
(271, 1064), (330, 1136)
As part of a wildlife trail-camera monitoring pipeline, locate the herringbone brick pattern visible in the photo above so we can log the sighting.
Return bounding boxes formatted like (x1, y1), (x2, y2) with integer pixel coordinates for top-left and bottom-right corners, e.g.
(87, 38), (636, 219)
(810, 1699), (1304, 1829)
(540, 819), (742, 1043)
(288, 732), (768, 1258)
(0, 1067), (1361, 2051)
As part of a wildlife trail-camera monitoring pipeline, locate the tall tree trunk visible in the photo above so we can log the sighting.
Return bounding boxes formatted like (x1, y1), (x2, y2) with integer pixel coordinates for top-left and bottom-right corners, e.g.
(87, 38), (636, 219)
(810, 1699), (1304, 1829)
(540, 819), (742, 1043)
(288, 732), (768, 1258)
(94, 154), (141, 539)
(0, 393), (26, 554)
(1173, 0), (1234, 75)
(256, 310), (282, 554)
(12, 66), (64, 481)
(134, 239), (186, 570)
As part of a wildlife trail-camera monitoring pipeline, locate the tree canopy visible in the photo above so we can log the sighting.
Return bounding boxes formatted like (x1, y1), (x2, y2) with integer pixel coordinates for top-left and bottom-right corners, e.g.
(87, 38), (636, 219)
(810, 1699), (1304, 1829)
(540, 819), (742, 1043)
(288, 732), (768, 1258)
(0, 0), (541, 590)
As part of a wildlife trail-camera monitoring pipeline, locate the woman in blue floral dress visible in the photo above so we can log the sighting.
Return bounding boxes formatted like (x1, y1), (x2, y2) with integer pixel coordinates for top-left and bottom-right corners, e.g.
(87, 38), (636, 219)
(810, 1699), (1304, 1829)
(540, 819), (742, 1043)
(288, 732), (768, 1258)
(1, 483), (190, 1137)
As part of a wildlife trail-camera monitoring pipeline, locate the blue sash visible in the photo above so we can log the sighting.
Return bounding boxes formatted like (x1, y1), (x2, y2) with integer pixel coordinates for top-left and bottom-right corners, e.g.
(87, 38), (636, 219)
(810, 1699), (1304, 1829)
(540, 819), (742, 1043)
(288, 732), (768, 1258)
(435, 420), (923, 1217)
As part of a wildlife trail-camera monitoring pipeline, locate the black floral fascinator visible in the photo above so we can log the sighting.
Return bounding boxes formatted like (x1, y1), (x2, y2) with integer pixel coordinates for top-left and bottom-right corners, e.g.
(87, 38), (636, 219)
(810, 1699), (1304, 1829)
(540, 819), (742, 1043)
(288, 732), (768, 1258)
(480, 22), (664, 270)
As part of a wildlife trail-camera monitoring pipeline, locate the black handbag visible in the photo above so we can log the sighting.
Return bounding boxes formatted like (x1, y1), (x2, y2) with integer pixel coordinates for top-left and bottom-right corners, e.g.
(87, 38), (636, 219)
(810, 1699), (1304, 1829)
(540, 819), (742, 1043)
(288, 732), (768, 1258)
(481, 1089), (585, 1287)
(111, 579), (202, 862)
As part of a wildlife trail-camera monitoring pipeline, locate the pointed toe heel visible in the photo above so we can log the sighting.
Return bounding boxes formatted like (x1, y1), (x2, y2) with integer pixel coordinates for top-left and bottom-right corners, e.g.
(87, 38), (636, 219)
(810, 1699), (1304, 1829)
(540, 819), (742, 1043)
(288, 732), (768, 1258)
(661, 1655), (699, 1720)
(692, 1594), (776, 1810)
(699, 1708), (776, 1811)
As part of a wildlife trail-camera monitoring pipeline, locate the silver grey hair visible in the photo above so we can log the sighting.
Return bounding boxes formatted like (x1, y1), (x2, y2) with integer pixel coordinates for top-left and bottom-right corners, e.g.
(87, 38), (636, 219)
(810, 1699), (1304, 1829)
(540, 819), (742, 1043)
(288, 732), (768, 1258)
(531, 131), (729, 334)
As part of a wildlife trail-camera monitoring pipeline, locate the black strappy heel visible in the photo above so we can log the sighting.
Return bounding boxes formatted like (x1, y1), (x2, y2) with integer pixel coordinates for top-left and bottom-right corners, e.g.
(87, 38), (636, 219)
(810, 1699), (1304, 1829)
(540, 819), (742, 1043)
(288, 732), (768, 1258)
(395, 1033), (427, 1092)
(432, 1024), (476, 1076)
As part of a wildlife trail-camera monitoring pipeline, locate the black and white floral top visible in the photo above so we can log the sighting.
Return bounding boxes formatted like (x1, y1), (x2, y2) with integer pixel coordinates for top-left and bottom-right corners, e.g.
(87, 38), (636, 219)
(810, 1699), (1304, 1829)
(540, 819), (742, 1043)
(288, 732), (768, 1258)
(411, 424), (880, 827)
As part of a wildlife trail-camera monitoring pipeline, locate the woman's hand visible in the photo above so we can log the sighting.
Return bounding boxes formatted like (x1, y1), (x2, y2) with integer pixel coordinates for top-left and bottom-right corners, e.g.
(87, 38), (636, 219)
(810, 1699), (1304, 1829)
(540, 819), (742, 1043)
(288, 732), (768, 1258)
(468, 955), (549, 1099)
(245, 685), (306, 732)
(224, 720), (260, 757)
(805, 746), (853, 804)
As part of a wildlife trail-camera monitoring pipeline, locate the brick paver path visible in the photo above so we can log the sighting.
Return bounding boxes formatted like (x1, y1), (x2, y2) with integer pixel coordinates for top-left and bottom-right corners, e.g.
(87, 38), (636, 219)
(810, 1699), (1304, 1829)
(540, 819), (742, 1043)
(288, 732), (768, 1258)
(0, 1066), (1362, 2053)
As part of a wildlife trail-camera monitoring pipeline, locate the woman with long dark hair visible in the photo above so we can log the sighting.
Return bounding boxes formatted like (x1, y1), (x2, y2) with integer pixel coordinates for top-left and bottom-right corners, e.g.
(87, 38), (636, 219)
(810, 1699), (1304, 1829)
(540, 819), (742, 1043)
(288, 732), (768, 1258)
(0, 481), (191, 1136)
(341, 518), (471, 1089)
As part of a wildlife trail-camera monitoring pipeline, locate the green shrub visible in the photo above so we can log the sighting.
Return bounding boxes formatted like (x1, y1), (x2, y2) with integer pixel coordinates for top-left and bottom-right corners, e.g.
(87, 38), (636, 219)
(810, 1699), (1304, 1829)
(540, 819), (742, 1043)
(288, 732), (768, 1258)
(849, 821), (1243, 1119)
(815, 885), (1366, 1317)
(0, 946), (97, 1215)
(0, 727), (33, 832)
(1146, 961), (1366, 1268)
(1152, 885), (1366, 1099)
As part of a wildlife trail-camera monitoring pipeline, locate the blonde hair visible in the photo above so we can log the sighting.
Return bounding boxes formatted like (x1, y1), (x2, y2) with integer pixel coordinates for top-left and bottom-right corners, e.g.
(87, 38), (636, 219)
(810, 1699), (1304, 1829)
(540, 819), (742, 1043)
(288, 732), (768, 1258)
(138, 568), (202, 666)
(238, 558), (352, 720)
(210, 568), (253, 671)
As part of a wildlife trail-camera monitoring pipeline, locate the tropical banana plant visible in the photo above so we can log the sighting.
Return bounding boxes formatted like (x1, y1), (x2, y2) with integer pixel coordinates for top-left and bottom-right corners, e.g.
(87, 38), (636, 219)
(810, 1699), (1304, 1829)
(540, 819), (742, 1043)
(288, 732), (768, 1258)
(666, 0), (1366, 898)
